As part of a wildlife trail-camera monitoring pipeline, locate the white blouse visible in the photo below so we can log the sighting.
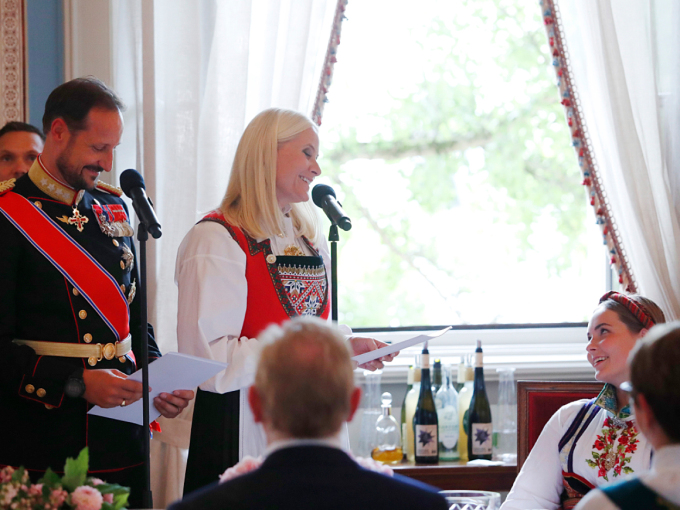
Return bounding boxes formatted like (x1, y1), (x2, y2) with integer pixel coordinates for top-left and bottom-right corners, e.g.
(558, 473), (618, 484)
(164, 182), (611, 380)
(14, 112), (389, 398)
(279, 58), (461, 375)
(501, 399), (653, 510)
(174, 216), (346, 459)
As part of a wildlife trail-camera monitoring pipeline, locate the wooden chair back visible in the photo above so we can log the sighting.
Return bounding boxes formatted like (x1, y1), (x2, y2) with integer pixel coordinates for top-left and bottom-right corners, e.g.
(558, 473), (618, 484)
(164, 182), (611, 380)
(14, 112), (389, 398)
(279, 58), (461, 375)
(517, 380), (603, 471)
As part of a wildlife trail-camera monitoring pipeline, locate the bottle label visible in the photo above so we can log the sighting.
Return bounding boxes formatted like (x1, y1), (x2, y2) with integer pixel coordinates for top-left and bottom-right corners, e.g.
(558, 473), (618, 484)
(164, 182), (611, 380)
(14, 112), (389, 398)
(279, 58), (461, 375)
(470, 422), (493, 455)
(415, 424), (438, 457)
(475, 352), (483, 368)
(439, 405), (459, 449)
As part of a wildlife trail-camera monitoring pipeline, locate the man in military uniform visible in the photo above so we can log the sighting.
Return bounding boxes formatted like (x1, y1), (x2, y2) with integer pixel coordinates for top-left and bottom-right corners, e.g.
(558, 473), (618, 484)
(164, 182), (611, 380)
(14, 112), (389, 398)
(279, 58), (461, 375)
(0, 77), (193, 507)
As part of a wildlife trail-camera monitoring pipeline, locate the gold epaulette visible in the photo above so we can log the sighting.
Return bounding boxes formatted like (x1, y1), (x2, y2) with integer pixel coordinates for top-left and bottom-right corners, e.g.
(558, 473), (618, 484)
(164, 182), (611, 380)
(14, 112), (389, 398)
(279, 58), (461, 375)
(96, 181), (123, 197)
(0, 178), (16, 196)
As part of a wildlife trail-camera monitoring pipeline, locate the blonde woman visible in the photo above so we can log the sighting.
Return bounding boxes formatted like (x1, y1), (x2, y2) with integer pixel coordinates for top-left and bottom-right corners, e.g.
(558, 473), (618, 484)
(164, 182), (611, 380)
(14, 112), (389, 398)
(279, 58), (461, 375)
(175, 108), (394, 495)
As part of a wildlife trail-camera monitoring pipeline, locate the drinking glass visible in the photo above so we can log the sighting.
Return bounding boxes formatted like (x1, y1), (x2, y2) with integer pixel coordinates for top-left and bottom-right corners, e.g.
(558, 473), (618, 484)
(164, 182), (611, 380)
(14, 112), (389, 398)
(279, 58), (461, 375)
(494, 367), (517, 463)
(439, 490), (501, 510)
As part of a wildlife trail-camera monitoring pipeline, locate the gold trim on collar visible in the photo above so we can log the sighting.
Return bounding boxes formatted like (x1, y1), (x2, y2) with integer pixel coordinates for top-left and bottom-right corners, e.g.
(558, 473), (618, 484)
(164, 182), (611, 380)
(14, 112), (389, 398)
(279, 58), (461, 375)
(28, 158), (76, 205)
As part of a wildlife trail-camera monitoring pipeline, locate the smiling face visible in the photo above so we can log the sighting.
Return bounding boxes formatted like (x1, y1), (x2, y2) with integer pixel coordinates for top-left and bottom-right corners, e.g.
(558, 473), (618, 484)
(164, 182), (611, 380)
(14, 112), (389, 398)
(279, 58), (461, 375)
(586, 306), (647, 387)
(275, 127), (320, 209)
(52, 107), (123, 191)
(0, 131), (44, 180)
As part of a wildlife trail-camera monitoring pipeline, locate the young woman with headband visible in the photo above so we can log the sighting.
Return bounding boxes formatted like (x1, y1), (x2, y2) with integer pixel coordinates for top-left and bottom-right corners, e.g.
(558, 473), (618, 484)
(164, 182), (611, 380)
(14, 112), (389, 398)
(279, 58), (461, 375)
(501, 292), (666, 510)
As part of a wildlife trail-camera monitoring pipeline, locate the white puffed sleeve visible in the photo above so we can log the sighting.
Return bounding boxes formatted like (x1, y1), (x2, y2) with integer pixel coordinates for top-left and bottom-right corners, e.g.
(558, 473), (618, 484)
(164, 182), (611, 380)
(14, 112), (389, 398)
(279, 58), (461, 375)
(175, 221), (260, 394)
(501, 400), (589, 510)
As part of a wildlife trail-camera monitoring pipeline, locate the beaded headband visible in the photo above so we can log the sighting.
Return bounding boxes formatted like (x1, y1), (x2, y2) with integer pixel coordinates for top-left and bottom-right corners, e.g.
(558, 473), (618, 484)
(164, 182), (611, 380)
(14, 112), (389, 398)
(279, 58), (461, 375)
(599, 291), (655, 330)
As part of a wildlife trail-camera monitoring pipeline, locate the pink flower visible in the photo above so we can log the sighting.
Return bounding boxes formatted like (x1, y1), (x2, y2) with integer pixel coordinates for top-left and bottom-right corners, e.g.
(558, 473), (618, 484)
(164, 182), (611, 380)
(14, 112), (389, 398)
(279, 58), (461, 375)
(90, 478), (105, 486)
(71, 485), (103, 510)
(0, 466), (14, 484)
(50, 488), (68, 507)
(219, 456), (263, 483)
(352, 456), (394, 477)
(28, 484), (43, 496)
(1, 485), (19, 506)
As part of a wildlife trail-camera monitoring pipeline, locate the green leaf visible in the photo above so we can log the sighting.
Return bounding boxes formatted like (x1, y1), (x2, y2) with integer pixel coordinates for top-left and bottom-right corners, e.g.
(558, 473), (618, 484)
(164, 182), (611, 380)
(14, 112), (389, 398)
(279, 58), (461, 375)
(61, 447), (89, 491)
(96, 483), (130, 496)
(623, 467), (634, 474)
(11, 466), (25, 483)
(591, 452), (600, 459)
(112, 491), (130, 510)
(38, 467), (61, 488)
(586, 460), (596, 467)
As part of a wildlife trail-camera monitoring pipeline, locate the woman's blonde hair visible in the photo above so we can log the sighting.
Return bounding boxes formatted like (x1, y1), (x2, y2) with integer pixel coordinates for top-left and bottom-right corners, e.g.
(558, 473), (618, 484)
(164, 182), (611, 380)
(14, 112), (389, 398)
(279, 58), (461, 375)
(219, 108), (320, 241)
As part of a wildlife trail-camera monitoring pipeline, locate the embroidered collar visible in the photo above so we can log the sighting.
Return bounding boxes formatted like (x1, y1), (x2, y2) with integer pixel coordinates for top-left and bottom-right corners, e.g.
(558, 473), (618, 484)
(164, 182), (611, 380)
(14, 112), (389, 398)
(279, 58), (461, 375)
(28, 156), (77, 205)
(594, 383), (632, 420)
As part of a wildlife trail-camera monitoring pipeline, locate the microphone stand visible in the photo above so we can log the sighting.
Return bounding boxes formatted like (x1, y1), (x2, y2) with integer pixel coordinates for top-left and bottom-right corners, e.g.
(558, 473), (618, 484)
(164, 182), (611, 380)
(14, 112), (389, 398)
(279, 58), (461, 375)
(137, 222), (153, 509)
(329, 224), (339, 322)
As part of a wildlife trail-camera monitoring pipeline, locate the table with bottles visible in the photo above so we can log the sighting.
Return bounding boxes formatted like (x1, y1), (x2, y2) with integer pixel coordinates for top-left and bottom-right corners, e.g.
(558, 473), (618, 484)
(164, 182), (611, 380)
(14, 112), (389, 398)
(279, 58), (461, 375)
(364, 340), (518, 492)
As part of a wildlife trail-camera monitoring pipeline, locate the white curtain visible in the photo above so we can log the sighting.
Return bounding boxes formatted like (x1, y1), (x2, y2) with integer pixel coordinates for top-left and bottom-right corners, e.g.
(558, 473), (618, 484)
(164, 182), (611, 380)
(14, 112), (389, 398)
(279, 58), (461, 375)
(559, 0), (680, 319)
(111, 1), (337, 505)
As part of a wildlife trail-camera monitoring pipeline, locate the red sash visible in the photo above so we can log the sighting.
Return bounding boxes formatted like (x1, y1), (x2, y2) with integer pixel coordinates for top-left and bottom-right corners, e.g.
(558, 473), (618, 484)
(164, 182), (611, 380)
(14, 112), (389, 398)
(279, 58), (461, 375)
(0, 191), (130, 341)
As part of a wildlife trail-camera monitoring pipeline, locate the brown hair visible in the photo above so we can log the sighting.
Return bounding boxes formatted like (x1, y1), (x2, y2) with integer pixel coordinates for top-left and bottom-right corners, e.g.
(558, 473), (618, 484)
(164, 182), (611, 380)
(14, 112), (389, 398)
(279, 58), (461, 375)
(255, 318), (355, 438)
(629, 322), (680, 442)
(599, 294), (666, 333)
(42, 77), (125, 134)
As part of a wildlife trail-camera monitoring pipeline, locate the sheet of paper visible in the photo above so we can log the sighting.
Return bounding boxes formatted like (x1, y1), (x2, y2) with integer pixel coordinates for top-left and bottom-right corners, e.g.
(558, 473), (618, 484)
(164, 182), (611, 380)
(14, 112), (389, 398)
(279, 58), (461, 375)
(351, 326), (452, 365)
(88, 352), (227, 426)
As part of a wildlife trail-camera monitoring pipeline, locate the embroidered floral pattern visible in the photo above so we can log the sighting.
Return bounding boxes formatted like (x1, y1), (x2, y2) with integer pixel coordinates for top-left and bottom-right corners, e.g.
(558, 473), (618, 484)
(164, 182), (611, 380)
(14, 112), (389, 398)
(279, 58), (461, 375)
(586, 417), (638, 481)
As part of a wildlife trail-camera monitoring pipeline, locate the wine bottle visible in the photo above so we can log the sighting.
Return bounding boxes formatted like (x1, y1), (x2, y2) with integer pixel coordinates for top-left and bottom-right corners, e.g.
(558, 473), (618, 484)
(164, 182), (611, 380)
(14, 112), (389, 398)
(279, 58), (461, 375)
(432, 358), (443, 395)
(468, 340), (493, 460)
(455, 356), (466, 392)
(436, 365), (459, 461)
(457, 356), (474, 462)
(405, 363), (421, 462)
(400, 366), (414, 460)
(413, 343), (438, 464)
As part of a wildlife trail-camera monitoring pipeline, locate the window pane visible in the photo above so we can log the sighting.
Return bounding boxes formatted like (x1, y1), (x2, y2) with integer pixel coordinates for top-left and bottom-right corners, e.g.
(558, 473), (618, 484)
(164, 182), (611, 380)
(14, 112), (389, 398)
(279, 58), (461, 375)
(318, 0), (606, 327)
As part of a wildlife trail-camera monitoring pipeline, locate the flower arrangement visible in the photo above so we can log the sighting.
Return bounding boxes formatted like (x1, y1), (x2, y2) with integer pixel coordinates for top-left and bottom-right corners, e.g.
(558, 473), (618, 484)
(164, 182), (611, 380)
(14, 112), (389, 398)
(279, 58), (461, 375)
(219, 451), (394, 483)
(0, 448), (129, 510)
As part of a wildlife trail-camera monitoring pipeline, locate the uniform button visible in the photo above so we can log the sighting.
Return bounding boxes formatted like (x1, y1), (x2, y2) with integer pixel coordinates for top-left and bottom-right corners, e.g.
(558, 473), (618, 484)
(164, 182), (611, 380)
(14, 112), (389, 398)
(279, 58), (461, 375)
(266, 254), (277, 264)
(83, 333), (93, 343)
(73, 288), (80, 297)
(79, 310), (87, 320)
(45, 404), (56, 410)
(34, 201), (42, 209)
(120, 260), (125, 270)
(88, 356), (98, 366)
(120, 284), (126, 293)
(113, 239), (120, 247)
(118, 356), (126, 363)
(37, 388), (46, 398)
(25, 384), (35, 394)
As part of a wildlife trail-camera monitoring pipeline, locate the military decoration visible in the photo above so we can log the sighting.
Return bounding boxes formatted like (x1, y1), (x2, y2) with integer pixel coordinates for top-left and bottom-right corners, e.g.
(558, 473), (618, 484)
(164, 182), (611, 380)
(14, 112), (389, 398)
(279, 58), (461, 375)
(93, 202), (134, 238)
(126, 279), (137, 305)
(58, 190), (89, 232)
(0, 178), (16, 195)
(120, 242), (134, 273)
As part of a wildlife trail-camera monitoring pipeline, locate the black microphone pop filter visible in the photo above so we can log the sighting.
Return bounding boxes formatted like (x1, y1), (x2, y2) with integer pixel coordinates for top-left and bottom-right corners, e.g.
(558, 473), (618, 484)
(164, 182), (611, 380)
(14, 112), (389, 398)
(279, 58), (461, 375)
(120, 168), (146, 197)
(312, 183), (336, 208)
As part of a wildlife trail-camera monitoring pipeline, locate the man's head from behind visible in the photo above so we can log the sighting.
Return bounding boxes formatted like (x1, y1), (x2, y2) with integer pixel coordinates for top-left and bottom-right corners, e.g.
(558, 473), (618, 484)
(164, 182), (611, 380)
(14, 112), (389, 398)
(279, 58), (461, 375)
(628, 321), (680, 447)
(0, 122), (44, 181)
(249, 317), (361, 441)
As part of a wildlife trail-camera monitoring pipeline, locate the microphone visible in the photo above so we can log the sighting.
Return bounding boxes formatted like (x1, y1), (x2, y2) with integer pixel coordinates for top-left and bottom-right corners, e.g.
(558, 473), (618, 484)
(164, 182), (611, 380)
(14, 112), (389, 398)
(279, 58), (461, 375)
(312, 184), (352, 231)
(120, 169), (162, 239)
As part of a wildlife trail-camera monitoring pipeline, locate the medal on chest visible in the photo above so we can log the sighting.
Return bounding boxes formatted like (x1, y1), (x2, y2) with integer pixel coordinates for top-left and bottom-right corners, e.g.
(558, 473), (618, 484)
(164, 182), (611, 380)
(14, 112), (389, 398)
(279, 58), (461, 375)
(92, 200), (135, 238)
(57, 190), (89, 232)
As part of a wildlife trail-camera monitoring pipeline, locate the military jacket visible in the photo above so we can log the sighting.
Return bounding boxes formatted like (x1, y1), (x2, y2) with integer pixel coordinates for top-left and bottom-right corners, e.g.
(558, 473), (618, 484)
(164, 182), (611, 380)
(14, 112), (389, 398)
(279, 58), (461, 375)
(0, 159), (161, 476)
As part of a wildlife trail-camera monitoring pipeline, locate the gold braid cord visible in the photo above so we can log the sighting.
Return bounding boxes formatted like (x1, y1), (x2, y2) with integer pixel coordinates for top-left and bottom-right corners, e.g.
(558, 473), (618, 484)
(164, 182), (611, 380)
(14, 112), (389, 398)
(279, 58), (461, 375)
(540, 0), (636, 292)
(311, 0), (348, 126)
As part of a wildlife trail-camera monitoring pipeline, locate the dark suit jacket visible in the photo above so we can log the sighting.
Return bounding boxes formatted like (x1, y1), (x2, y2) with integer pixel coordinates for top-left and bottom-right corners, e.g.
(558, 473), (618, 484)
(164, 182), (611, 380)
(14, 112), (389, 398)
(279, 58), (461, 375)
(170, 445), (449, 510)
